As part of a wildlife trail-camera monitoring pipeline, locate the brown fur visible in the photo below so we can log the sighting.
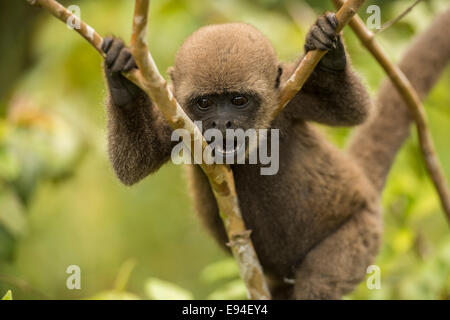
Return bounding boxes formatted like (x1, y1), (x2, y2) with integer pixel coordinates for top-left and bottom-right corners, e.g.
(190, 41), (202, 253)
(104, 10), (450, 299)
(171, 23), (280, 130)
(106, 87), (173, 185)
(348, 8), (450, 191)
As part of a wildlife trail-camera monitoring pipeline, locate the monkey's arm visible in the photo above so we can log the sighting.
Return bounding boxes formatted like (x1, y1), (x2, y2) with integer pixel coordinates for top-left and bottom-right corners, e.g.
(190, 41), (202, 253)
(283, 13), (371, 126)
(104, 37), (173, 185)
(286, 62), (371, 126)
(106, 94), (173, 185)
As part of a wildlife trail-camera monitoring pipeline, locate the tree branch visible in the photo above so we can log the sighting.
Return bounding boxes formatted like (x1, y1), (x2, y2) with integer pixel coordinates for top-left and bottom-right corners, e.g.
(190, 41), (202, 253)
(374, 0), (424, 35)
(274, 0), (367, 119)
(332, 0), (450, 223)
(25, 0), (104, 56)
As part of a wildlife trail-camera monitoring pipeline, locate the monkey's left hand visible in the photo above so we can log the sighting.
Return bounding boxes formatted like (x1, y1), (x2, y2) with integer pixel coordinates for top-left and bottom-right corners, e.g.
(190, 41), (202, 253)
(304, 12), (346, 72)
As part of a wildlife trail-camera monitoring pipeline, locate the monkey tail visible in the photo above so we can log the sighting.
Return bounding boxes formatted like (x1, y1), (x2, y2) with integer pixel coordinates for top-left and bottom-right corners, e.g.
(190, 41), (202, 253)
(348, 7), (450, 193)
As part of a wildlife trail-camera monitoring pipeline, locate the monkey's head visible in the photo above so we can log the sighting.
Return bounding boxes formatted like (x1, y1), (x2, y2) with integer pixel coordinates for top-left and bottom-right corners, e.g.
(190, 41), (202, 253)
(170, 23), (281, 139)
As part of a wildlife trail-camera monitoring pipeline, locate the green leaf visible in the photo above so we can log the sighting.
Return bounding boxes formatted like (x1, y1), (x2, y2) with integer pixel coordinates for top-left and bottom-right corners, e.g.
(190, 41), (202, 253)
(2, 290), (13, 300)
(145, 278), (193, 300)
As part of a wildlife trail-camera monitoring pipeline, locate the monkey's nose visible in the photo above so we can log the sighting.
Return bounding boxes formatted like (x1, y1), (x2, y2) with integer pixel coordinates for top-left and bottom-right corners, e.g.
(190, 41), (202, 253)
(211, 120), (233, 132)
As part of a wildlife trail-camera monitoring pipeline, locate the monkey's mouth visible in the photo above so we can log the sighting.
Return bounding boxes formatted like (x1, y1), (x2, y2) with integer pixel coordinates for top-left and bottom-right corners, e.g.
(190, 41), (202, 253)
(213, 138), (245, 158)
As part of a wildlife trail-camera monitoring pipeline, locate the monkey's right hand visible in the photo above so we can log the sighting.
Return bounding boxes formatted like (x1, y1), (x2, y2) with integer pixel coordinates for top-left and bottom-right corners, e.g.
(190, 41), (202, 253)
(103, 36), (143, 107)
(305, 13), (346, 72)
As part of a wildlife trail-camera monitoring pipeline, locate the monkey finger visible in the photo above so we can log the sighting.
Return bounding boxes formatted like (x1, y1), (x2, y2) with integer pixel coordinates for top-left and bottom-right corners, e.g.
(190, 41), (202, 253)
(102, 36), (113, 53)
(305, 33), (326, 52)
(112, 48), (132, 73)
(332, 34), (342, 49)
(123, 55), (137, 72)
(310, 26), (334, 50)
(106, 39), (125, 68)
(313, 40), (331, 51)
(316, 15), (336, 38)
(325, 12), (339, 30)
(305, 38), (329, 52)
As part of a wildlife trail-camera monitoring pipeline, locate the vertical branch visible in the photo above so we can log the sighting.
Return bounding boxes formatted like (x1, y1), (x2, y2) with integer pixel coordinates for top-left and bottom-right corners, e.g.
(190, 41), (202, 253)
(332, 0), (450, 222)
(274, 0), (366, 119)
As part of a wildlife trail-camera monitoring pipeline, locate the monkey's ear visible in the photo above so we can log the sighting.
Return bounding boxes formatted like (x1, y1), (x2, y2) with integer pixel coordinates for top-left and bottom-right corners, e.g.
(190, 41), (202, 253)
(275, 65), (283, 89)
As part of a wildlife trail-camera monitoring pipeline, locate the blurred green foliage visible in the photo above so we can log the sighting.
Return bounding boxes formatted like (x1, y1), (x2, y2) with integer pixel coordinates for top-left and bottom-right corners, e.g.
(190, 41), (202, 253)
(2, 289), (12, 300)
(0, 0), (449, 300)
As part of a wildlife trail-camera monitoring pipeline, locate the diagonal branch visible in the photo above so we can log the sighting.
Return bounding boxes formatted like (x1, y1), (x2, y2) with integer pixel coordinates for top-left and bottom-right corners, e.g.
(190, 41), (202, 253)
(332, 0), (450, 222)
(274, 0), (367, 119)
(25, 0), (146, 90)
(25, 0), (104, 56)
(374, 0), (424, 35)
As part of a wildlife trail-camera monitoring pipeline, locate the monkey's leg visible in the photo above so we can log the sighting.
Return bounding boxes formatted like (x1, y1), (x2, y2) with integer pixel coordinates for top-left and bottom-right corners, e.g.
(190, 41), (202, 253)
(293, 209), (382, 300)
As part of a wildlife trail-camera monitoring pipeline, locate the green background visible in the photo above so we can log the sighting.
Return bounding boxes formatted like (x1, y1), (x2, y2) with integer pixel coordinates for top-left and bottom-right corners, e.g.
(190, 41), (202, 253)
(0, 0), (449, 299)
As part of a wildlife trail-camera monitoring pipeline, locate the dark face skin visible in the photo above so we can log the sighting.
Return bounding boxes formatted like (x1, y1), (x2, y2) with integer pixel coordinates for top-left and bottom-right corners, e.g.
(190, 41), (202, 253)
(184, 91), (261, 156)
(186, 92), (260, 132)
(185, 92), (256, 135)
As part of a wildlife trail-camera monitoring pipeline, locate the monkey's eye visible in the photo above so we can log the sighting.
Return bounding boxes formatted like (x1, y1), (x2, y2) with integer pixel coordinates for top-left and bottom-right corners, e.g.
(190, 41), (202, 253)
(231, 95), (248, 107)
(197, 97), (213, 110)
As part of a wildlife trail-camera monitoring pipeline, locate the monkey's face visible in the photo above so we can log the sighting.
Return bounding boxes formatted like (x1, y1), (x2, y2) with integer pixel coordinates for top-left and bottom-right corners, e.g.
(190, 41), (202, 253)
(186, 91), (260, 132)
(184, 91), (261, 156)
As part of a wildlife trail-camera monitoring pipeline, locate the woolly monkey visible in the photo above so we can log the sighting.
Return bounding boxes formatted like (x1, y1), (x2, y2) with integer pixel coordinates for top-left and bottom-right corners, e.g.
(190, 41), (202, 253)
(102, 10), (450, 299)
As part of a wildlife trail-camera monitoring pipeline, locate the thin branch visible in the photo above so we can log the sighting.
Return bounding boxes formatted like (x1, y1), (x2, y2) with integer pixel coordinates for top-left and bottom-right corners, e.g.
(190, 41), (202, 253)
(26, 0), (271, 300)
(332, 0), (450, 222)
(375, 0), (424, 35)
(274, 0), (367, 120)
(24, 0), (145, 90)
(25, 0), (104, 56)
